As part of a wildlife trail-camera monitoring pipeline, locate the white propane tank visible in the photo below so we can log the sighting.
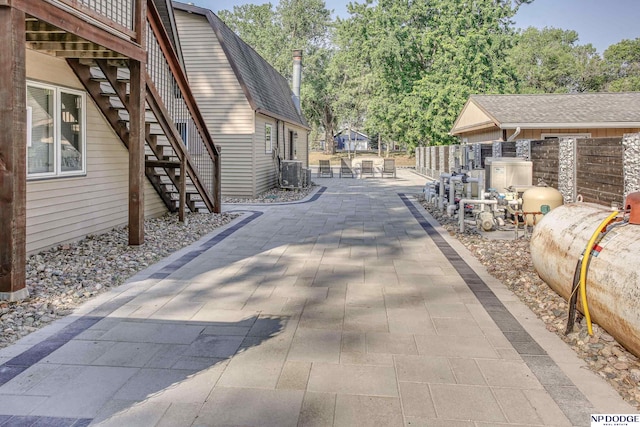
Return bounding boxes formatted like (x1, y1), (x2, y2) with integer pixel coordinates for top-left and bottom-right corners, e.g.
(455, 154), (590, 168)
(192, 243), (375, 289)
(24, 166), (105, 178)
(530, 202), (640, 357)
(522, 186), (564, 226)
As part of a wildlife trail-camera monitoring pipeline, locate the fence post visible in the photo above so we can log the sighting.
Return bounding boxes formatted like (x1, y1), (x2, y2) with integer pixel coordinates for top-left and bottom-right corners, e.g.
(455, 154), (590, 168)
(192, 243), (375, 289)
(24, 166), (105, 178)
(516, 139), (531, 160)
(449, 145), (456, 174)
(492, 141), (502, 159)
(558, 137), (577, 203)
(623, 133), (640, 198)
(430, 146), (436, 178)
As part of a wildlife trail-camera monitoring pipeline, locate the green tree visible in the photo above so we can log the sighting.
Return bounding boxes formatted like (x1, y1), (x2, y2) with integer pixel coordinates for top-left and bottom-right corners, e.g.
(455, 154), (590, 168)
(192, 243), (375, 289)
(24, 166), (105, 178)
(219, 0), (331, 78)
(508, 27), (604, 93)
(340, 0), (527, 148)
(604, 38), (640, 92)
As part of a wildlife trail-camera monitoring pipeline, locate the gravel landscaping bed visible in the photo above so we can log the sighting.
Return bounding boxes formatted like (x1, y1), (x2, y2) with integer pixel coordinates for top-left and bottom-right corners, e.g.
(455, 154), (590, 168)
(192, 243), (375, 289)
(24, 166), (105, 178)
(419, 197), (640, 410)
(0, 212), (238, 349)
(222, 185), (317, 204)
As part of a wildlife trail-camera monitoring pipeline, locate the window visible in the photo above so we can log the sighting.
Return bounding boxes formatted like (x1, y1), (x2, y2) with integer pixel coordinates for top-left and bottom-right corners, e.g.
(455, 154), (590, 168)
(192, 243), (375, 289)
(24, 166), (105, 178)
(176, 121), (189, 149)
(27, 81), (85, 178)
(265, 124), (273, 153)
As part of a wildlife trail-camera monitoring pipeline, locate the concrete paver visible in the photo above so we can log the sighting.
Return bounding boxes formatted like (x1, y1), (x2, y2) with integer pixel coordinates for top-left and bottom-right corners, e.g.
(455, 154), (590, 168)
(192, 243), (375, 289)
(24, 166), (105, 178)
(0, 169), (635, 426)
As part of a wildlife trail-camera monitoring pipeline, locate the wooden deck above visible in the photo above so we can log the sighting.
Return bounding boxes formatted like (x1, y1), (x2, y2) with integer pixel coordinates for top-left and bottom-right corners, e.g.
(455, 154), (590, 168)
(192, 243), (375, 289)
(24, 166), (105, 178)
(10, 0), (144, 61)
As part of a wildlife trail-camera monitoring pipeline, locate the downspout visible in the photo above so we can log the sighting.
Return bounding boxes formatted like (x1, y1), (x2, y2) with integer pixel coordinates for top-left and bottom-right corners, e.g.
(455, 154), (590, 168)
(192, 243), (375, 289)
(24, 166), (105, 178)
(507, 127), (521, 142)
(275, 119), (281, 186)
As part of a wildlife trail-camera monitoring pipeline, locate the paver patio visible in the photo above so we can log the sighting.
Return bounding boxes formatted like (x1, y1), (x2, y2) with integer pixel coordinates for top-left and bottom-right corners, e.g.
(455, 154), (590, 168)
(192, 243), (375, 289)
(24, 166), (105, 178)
(0, 169), (634, 426)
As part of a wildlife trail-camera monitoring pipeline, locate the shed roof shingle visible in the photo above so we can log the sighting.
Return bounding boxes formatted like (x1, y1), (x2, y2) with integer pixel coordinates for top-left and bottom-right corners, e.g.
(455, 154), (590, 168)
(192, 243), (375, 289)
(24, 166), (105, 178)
(470, 92), (640, 127)
(173, 2), (309, 129)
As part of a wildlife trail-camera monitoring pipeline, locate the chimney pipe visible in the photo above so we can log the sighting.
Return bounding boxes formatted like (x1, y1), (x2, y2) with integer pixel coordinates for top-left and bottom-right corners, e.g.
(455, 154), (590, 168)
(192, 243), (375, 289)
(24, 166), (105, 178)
(292, 49), (302, 113)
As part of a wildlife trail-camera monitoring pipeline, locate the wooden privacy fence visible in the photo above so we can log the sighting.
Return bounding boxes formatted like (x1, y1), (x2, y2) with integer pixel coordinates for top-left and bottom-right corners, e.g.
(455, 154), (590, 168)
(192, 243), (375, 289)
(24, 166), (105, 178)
(415, 133), (640, 207)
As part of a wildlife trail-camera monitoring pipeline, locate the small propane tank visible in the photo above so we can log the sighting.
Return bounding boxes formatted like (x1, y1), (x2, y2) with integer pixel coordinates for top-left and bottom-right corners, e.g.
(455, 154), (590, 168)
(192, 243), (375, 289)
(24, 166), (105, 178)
(522, 184), (563, 226)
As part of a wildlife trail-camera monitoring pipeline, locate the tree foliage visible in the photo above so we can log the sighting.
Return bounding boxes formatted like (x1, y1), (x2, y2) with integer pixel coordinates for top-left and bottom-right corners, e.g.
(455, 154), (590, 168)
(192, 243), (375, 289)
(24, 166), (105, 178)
(604, 38), (640, 92)
(508, 27), (604, 93)
(335, 0), (528, 147)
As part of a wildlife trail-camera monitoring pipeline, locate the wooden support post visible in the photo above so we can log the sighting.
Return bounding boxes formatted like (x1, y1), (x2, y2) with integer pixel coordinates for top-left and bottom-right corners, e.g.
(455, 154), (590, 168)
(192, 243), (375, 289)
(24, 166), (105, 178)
(128, 0), (146, 245)
(0, 5), (29, 301)
(214, 145), (221, 213)
(179, 155), (186, 223)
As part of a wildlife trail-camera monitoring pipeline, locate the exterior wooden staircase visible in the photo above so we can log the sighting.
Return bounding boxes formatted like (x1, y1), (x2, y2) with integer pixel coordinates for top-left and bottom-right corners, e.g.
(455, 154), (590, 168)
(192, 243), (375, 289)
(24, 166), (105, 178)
(66, 1), (220, 215)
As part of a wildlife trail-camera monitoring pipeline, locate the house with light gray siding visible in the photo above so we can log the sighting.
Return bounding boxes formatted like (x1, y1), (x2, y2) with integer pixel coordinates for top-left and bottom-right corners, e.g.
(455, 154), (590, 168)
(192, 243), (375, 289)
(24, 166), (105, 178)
(174, 2), (310, 198)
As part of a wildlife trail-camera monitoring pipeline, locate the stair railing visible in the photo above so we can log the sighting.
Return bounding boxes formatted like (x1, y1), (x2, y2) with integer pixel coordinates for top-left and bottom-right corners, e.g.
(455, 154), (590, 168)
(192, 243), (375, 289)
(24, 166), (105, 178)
(50, 0), (136, 38)
(145, 0), (221, 213)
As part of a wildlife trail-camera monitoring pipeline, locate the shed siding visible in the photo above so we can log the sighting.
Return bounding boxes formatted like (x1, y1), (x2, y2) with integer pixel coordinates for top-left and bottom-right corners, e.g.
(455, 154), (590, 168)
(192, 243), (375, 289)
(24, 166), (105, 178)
(175, 11), (256, 197)
(453, 101), (494, 132)
(289, 124), (309, 168)
(518, 128), (640, 140)
(460, 128), (502, 144)
(25, 50), (166, 253)
(255, 115), (278, 195)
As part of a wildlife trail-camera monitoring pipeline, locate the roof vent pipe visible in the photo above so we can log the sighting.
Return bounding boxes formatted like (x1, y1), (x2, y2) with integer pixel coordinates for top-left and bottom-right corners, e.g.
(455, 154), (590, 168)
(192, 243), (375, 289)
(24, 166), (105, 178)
(292, 49), (302, 113)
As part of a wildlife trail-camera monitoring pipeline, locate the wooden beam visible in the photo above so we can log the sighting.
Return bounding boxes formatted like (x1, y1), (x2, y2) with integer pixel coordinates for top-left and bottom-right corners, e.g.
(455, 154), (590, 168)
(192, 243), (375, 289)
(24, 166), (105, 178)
(215, 145), (221, 213)
(145, 160), (180, 169)
(26, 41), (108, 51)
(53, 50), (127, 59)
(12, 0), (145, 61)
(0, 5), (28, 300)
(179, 156), (186, 223)
(96, 60), (129, 110)
(26, 31), (81, 42)
(127, 0), (146, 246)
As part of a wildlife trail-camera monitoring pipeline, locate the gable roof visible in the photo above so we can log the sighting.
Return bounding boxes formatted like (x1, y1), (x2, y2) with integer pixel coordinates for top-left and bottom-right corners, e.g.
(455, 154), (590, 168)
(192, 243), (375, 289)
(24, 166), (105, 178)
(172, 2), (309, 130)
(335, 129), (369, 140)
(153, 0), (185, 69)
(451, 92), (640, 135)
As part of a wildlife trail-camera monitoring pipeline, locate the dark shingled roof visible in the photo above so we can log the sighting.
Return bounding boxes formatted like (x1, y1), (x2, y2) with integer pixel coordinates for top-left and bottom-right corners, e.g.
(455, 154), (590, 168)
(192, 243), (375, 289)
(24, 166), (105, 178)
(172, 2), (309, 129)
(153, 0), (185, 69)
(470, 92), (640, 127)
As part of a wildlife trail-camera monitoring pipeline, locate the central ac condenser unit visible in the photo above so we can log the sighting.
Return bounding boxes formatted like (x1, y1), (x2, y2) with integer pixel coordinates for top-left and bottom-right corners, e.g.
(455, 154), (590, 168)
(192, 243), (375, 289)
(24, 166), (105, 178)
(281, 160), (303, 189)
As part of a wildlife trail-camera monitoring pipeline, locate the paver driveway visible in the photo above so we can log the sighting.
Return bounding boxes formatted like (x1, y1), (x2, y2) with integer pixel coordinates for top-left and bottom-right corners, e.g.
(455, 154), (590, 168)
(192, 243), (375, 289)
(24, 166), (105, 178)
(0, 169), (633, 426)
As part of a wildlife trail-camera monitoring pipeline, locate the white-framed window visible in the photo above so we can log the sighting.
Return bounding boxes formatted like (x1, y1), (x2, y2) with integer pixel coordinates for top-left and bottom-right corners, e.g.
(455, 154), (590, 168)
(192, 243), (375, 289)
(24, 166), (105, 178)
(26, 81), (86, 179)
(265, 123), (273, 153)
(176, 121), (189, 149)
(541, 132), (591, 140)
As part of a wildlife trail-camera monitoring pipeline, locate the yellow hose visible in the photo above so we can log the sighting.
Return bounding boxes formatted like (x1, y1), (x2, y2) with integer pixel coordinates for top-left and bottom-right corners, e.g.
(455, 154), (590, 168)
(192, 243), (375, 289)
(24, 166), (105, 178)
(580, 210), (619, 335)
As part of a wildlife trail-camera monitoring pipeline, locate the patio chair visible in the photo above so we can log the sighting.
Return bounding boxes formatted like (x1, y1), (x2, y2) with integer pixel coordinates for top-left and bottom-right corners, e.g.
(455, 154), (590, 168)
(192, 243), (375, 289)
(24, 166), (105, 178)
(339, 158), (355, 178)
(381, 158), (396, 178)
(360, 160), (375, 178)
(318, 159), (333, 177)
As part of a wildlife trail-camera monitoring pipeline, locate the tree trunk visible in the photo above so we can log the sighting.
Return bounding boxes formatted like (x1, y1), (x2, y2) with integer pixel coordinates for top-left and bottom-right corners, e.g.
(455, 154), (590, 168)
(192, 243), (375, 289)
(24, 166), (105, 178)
(323, 105), (335, 154)
(378, 134), (382, 157)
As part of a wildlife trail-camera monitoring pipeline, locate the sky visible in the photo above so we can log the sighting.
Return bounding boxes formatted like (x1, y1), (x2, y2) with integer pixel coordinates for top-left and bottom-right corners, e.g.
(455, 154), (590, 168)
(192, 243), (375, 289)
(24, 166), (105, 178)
(188, 0), (639, 53)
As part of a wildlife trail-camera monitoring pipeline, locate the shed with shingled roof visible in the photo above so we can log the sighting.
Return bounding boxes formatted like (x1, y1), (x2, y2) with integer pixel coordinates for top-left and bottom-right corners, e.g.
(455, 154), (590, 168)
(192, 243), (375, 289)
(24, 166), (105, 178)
(451, 92), (640, 143)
